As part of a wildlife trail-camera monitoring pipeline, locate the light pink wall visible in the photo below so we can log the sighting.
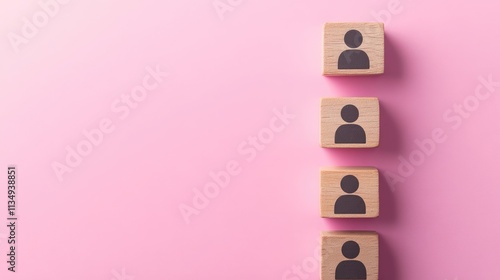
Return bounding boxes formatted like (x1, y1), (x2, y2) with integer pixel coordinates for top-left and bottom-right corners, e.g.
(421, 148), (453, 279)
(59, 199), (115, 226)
(0, 0), (499, 279)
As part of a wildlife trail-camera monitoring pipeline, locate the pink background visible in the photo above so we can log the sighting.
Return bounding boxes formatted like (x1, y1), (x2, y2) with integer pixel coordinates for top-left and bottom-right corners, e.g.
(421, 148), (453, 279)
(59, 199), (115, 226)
(1, 0), (500, 279)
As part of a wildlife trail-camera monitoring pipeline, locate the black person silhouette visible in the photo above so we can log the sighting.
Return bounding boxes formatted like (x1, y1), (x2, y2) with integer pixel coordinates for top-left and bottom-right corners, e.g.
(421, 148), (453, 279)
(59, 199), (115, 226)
(334, 175), (366, 214)
(334, 105), (366, 144)
(335, 241), (367, 280)
(338, 29), (370, 69)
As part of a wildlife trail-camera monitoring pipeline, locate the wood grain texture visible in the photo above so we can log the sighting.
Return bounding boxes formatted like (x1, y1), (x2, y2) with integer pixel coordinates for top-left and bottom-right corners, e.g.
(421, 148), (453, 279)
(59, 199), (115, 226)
(321, 97), (379, 148)
(321, 167), (379, 218)
(322, 231), (379, 280)
(323, 22), (384, 76)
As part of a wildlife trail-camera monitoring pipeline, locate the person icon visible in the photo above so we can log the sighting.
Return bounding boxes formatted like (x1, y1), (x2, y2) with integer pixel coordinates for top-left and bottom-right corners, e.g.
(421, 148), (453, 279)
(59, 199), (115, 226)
(335, 240), (367, 280)
(338, 29), (370, 69)
(334, 104), (366, 144)
(334, 175), (366, 214)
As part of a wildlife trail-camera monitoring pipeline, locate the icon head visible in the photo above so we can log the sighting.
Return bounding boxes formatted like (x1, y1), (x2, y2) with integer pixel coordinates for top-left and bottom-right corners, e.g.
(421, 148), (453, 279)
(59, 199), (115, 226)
(344, 30), (363, 48)
(340, 175), (359, 193)
(340, 104), (359, 123)
(342, 240), (360, 259)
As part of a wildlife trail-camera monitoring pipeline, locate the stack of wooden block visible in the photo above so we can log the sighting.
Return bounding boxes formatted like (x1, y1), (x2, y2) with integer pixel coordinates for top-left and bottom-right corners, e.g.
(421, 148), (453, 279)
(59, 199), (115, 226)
(321, 22), (385, 280)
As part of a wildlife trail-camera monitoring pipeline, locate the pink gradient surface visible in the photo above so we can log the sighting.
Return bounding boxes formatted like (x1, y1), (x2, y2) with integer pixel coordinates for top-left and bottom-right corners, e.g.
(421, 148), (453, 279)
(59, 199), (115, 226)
(1, 0), (500, 279)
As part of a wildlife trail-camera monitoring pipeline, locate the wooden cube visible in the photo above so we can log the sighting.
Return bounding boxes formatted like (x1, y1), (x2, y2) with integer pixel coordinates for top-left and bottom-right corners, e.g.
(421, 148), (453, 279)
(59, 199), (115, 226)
(321, 167), (379, 218)
(321, 97), (379, 148)
(323, 22), (384, 76)
(322, 231), (379, 280)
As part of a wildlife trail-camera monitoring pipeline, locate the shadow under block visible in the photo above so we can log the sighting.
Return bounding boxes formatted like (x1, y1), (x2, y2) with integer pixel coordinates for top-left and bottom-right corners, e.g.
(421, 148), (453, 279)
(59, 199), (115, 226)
(321, 167), (379, 218)
(322, 231), (379, 280)
(323, 22), (384, 76)
(321, 97), (379, 148)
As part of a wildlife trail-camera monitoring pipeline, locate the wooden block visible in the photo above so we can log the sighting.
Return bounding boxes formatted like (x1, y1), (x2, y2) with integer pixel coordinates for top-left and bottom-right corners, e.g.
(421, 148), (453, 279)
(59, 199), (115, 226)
(322, 231), (379, 280)
(321, 97), (379, 148)
(323, 22), (384, 76)
(321, 167), (379, 218)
